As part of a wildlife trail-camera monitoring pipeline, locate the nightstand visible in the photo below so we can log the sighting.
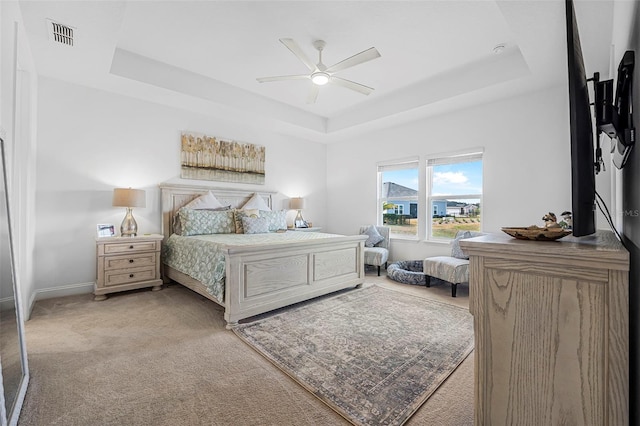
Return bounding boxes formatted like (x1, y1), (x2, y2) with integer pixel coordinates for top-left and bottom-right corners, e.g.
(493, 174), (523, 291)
(94, 234), (164, 301)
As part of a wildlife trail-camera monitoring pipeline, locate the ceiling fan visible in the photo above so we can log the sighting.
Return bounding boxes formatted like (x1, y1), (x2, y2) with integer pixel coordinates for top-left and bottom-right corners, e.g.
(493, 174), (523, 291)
(256, 38), (381, 104)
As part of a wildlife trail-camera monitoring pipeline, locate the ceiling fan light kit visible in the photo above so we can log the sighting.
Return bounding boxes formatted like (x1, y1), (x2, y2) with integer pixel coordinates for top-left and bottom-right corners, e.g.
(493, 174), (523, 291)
(311, 72), (330, 86)
(257, 38), (381, 103)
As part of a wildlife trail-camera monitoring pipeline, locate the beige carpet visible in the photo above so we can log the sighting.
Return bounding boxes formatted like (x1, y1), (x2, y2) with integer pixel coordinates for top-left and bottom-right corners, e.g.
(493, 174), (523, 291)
(18, 275), (474, 425)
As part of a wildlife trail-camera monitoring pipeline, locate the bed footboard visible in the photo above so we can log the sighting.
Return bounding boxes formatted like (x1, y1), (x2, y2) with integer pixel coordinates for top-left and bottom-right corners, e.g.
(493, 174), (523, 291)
(223, 235), (366, 326)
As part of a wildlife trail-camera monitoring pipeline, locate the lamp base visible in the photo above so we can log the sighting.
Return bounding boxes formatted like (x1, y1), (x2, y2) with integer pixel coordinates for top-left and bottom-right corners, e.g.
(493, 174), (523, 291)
(294, 210), (308, 228)
(120, 207), (138, 237)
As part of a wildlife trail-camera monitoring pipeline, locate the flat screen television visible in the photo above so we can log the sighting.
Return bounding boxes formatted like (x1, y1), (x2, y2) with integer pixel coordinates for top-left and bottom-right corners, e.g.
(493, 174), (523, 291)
(565, 0), (596, 237)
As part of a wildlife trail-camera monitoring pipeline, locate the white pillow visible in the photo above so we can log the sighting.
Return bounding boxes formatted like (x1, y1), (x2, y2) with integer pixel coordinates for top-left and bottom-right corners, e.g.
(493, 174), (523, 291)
(184, 191), (224, 210)
(242, 193), (271, 211)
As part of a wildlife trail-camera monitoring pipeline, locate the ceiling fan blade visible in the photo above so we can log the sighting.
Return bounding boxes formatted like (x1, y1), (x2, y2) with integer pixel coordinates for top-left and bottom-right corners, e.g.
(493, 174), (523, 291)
(256, 74), (309, 83)
(330, 76), (374, 95)
(306, 84), (320, 104)
(325, 47), (381, 74)
(279, 38), (317, 72)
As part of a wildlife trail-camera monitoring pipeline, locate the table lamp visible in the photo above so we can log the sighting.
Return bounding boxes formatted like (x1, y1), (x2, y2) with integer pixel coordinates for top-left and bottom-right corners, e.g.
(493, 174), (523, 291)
(290, 197), (308, 228)
(112, 188), (146, 237)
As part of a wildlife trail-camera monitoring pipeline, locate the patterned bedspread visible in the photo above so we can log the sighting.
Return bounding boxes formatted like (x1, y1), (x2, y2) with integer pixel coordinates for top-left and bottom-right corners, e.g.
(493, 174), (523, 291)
(162, 231), (343, 302)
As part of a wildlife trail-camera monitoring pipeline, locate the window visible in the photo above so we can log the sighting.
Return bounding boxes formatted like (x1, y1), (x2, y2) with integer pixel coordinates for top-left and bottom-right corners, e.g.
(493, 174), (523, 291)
(377, 151), (482, 241)
(427, 151), (483, 240)
(378, 159), (419, 238)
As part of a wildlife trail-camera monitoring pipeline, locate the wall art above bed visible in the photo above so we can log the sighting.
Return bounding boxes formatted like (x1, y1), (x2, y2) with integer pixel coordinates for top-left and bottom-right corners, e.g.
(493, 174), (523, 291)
(180, 131), (265, 184)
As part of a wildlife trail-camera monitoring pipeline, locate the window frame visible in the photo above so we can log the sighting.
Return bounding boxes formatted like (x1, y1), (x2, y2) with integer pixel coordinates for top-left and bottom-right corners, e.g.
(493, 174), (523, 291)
(377, 158), (420, 240)
(377, 150), (483, 242)
(426, 150), (483, 241)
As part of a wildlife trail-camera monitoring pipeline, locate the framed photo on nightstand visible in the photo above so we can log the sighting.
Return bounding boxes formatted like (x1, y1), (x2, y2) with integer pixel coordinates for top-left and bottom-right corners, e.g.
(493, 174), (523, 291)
(97, 224), (115, 238)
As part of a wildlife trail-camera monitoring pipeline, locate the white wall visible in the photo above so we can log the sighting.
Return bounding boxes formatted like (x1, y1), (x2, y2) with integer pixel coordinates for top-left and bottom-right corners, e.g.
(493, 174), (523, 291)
(34, 76), (327, 296)
(325, 84), (610, 262)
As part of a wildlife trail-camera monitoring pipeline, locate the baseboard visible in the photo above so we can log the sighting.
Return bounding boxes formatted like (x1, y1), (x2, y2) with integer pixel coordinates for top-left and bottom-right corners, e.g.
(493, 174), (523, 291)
(0, 296), (17, 312)
(28, 282), (94, 314)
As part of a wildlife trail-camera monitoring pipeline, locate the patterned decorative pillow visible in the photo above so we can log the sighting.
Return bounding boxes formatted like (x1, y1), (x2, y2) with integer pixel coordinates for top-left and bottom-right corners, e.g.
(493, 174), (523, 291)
(242, 193), (271, 211)
(241, 216), (270, 234)
(173, 205), (231, 235)
(259, 210), (287, 231)
(178, 208), (236, 236)
(451, 231), (473, 259)
(234, 209), (260, 234)
(361, 225), (384, 248)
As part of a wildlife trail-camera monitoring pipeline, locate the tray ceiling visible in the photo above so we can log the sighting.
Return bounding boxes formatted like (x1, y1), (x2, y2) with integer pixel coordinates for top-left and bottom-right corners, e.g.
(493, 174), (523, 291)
(18, 0), (614, 142)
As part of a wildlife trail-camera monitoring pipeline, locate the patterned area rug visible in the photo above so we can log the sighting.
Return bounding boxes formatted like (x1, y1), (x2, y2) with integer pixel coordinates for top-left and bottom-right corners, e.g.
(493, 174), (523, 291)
(233, 285), (474, 426)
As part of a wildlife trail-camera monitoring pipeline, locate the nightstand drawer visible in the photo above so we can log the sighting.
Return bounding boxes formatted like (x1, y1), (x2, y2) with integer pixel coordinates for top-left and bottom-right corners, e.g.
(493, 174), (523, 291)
(103, 241), (159, 255)
(104, 253), (156, 270)
(103, 266), (157, 287)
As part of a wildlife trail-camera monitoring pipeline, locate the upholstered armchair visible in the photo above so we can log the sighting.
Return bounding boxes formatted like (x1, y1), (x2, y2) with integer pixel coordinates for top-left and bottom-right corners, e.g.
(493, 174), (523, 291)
(360, 225), (390, 276)
(423, 230), (485, 297)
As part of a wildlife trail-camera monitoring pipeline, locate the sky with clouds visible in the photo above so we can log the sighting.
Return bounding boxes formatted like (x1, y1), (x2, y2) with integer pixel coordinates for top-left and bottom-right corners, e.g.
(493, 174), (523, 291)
(382, 160), (482, 197)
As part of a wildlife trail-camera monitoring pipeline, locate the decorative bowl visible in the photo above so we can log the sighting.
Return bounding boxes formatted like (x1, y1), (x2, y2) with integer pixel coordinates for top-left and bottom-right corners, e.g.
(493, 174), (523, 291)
(501, 226), (572, 241)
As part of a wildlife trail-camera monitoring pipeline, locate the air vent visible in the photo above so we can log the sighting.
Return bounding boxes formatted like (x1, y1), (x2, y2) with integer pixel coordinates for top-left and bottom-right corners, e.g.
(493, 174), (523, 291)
(47, 19), (75, 46)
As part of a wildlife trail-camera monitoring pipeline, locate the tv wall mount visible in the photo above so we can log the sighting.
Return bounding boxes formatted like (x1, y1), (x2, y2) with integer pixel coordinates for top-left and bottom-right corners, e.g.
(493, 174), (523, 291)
(591, 50), (635, 170)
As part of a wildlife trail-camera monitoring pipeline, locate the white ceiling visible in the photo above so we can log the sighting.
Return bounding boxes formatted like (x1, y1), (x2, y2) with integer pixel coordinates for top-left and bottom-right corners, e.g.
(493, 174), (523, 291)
(17, 0), (615, 143)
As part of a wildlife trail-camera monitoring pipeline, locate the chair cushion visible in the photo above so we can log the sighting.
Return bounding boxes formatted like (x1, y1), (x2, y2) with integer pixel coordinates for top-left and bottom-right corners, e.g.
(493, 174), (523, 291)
(363, 247), (389, 266)
(423, 256), (470, 284)
(361, 225), (384, 248)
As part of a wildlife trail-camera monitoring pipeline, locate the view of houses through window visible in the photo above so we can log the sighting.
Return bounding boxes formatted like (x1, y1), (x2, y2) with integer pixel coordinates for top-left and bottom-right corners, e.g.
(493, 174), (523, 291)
(378, 151), (483, 240)
(379, 161), (419, 238)
(428, 153), (482, 239)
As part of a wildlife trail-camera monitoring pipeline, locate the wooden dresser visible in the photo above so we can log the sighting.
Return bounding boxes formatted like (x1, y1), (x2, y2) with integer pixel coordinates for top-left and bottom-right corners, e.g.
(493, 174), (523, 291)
(94, 234), (164, 301)
(460, 231), (629, 425)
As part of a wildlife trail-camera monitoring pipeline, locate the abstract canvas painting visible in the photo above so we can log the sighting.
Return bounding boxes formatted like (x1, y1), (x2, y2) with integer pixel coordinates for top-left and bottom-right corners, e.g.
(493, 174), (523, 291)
(180, 132), (265, 184)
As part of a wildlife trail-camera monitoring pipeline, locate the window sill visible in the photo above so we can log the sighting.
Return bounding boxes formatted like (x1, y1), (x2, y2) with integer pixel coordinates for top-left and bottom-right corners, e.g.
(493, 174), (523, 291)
(390, 236), (451, 245)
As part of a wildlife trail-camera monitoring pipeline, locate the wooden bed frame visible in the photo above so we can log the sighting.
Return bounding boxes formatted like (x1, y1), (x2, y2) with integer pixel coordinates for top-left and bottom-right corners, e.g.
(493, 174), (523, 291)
(160, 183), (367, 328)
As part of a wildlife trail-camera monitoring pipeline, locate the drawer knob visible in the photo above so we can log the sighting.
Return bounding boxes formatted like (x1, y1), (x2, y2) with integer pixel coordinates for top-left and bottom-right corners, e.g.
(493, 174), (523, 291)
(129, 274), (134, 278)
(129, 259), (134, 263)
(129, 245), (134, 249)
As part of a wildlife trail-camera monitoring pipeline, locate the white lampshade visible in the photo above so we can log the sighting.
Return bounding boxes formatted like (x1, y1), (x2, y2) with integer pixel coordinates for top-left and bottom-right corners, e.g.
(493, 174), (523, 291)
(112, 188), (146, 208)
(289, 197), (305, 210)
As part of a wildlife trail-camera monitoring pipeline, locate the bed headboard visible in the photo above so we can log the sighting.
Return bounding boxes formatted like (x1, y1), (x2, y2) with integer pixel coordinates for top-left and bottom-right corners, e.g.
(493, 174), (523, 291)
(160, 183), (276, 239)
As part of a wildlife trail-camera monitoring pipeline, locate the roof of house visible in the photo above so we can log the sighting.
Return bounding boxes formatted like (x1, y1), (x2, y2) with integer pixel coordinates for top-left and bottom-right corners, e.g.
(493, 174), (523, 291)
(382, 182), (418, 198)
